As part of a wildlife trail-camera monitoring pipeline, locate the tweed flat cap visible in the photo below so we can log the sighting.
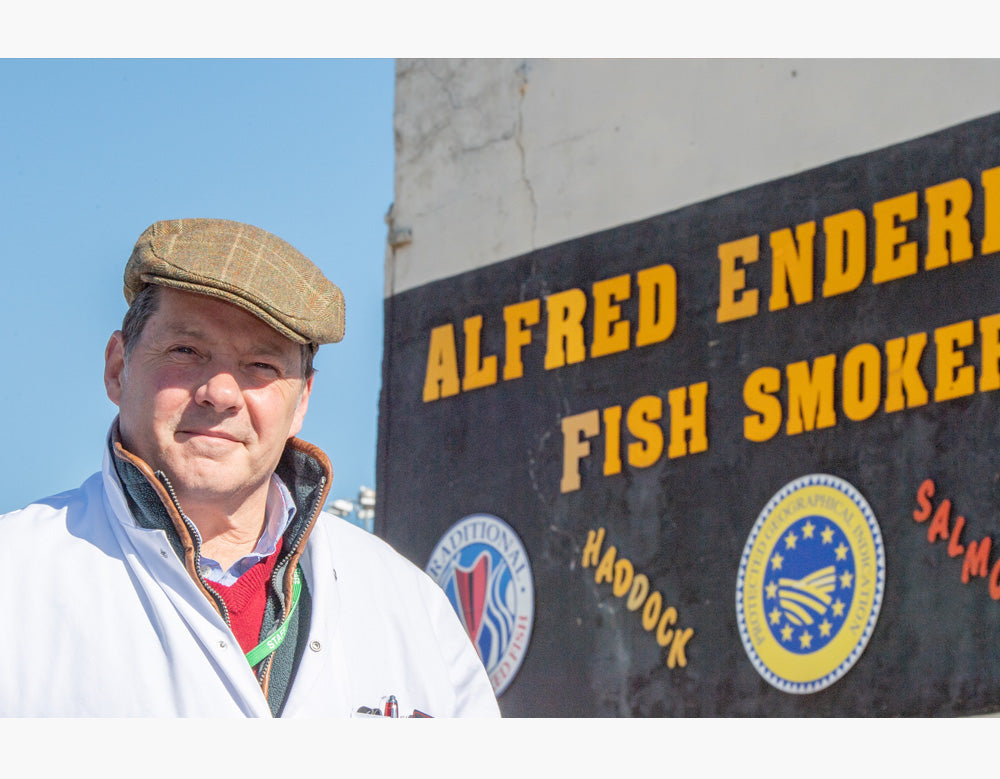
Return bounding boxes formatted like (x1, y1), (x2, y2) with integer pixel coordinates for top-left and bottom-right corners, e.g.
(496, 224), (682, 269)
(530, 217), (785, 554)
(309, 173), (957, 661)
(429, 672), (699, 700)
(124, 218), (345, 345)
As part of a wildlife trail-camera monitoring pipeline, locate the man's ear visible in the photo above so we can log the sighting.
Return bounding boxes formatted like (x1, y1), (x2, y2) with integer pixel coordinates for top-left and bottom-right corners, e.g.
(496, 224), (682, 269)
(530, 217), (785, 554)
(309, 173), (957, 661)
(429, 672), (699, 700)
(289, 374), (314, 438)
(104, 331), (126, 406)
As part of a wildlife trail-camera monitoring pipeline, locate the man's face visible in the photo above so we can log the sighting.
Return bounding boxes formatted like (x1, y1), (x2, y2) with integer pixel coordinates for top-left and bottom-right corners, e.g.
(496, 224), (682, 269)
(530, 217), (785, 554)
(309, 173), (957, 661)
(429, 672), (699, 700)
(104, 287), (313, 510)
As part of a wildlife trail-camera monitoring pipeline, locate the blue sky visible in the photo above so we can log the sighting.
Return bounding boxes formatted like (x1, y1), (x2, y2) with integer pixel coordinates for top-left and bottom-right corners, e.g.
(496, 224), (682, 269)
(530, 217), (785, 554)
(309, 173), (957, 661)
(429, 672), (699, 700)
(0, 59), (394, 514)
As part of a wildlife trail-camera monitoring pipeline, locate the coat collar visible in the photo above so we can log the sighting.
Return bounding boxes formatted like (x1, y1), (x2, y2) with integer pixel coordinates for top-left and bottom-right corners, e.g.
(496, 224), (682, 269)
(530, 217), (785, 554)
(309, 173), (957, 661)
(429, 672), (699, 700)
(107, 420), (333, 618)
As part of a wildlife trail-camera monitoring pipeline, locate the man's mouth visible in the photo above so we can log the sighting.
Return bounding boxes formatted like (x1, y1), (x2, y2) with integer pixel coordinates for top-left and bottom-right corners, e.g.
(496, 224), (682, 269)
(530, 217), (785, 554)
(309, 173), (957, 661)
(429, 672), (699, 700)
(178, 429), (242, 443)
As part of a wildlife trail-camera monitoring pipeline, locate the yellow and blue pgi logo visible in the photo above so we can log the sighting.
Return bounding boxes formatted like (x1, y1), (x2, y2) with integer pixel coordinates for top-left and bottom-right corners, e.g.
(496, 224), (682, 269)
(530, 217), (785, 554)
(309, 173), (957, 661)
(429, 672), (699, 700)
(735, 474), (885, 694)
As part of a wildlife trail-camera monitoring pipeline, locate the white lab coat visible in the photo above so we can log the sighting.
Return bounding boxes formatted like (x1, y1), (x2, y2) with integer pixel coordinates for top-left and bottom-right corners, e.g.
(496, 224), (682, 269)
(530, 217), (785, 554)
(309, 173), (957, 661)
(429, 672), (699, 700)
(0, 445), (500, 718)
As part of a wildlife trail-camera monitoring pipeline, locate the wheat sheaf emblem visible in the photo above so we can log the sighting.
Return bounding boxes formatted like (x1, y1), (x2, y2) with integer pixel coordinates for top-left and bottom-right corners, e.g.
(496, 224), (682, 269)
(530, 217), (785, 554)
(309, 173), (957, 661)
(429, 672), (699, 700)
(777, 566), (837, 626)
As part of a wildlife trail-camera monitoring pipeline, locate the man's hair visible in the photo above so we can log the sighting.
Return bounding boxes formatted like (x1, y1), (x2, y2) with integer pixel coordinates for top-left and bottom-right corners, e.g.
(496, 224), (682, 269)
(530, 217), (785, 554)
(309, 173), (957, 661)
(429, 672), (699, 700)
(121, 284), (317, 380)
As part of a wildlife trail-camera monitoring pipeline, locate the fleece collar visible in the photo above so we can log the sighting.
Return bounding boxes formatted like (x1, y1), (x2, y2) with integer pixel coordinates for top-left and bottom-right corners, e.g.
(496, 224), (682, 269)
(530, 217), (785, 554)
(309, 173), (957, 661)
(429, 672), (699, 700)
(108, 421), (333, 619)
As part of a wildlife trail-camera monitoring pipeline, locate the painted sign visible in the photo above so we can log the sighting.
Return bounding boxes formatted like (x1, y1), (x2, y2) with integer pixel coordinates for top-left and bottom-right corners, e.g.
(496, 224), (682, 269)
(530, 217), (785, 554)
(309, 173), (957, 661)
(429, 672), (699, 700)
(377, 112), (1000, 715)
(426, 514), (534, 696)
(736, 474), (885, 694)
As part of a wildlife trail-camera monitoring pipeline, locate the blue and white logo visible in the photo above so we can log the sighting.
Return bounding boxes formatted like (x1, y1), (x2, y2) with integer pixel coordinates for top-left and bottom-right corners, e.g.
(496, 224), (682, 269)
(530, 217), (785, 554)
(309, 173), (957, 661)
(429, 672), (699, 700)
(426, 514), (534, 696)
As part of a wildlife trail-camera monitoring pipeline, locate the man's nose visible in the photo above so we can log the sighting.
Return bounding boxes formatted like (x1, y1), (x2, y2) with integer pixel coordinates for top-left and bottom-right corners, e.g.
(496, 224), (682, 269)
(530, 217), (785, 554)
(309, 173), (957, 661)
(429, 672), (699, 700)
(194, 370), (244, 412)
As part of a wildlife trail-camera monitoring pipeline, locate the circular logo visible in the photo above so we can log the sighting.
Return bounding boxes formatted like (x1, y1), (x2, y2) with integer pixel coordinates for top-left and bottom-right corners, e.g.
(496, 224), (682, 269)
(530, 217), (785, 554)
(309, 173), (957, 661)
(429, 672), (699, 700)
(735, 474), (885, 694)
(425, 514), (534, 697)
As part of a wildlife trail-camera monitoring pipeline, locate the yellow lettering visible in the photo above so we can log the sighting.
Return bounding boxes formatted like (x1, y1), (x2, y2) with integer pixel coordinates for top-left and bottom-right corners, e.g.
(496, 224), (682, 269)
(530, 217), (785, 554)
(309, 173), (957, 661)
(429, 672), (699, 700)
(667, 382), (709, 458)
(591, 274), (631, 358)
(769, 221), (816, 311)
(581, 528), (606, 569)
(667, 628), (694, 669)
(422, 323), (460, 402)
(612, 557), (634, 598)
(626, 574), (649, 611)
(717, 235), (760, 323)
(594, 546), (616, 584)
(872, 191), (918, 284)
(584, 533), (694, 668)
(980, 313), (1000, 392)
(982, 166), (1000, 256)
(935, 320), (975, 402)
(925, 178), (973, 269)
(655, 606), (677, 648)
(885, 332), (928, 412)
(743, 366), (782, 442)
(642, 591), (662, 631)
(842, 342), (881, 422)
(502, 299), (540, 381)
(786, 354), (837, 435)
(822, 209), (867, 298)
(560, 409), (600, 493)
(461, 315), (498, 392)
(603, 405), (623, 477)
(627, 395), (664, 469)
(544, 289), (587, 370)
(635, 263), (677, 347)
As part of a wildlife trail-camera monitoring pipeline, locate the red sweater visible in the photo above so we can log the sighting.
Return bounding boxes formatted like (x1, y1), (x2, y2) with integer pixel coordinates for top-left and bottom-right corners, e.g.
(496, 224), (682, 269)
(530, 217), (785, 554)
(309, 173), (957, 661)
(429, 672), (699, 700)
(207, 538), (283, 661)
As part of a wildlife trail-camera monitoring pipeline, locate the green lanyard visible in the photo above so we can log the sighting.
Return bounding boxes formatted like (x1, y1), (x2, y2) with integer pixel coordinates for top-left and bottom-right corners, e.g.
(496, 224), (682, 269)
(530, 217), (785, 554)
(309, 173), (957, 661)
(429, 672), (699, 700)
(244, 568), (303, 667)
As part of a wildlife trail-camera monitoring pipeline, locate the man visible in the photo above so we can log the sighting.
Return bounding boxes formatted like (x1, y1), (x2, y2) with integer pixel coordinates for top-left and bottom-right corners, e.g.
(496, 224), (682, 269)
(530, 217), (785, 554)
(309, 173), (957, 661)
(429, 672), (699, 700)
(0, 218), (500, 717)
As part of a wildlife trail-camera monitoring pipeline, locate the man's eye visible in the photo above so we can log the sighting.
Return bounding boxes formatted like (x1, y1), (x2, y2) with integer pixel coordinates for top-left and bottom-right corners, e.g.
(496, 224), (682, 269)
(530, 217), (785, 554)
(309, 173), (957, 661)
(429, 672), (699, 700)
(171, 346), (197, 355)
(250, 362), (279, 374)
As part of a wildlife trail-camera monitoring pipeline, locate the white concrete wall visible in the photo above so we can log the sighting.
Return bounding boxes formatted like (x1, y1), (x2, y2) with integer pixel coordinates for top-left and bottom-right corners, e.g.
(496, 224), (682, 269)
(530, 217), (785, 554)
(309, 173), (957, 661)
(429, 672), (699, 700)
(387, 58), (1000, 296)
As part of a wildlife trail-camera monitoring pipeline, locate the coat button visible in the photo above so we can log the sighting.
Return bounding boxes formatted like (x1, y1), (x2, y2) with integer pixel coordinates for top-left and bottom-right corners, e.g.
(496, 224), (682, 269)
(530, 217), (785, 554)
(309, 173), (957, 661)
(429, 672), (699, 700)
(309, 640), (322, 652)
(218, 640), (227, 649)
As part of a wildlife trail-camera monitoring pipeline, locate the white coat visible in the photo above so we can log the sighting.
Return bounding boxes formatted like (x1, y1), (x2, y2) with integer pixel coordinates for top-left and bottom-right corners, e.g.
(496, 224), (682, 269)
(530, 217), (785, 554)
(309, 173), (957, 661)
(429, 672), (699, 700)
(0, 444), (500, 718)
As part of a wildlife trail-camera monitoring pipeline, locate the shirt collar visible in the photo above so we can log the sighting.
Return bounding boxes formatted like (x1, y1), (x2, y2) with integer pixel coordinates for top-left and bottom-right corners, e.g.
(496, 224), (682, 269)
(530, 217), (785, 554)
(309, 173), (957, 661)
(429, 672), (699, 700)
(198, 474), (297, 586)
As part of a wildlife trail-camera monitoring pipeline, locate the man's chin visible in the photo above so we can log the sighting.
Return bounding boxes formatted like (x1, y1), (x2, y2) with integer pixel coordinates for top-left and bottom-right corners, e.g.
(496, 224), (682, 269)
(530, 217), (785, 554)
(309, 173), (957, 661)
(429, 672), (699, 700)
(160, 458), (252, 501)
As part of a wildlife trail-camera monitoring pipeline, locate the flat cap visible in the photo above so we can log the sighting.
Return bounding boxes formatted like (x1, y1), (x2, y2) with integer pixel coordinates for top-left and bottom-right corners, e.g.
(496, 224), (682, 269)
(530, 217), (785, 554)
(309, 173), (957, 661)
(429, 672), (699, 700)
(124, 218), (345, 345)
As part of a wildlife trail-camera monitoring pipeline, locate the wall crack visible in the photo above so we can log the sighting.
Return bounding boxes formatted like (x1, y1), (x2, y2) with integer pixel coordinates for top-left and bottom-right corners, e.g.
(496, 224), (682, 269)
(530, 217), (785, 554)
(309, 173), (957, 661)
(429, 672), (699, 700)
(514, 60), (538, 247)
